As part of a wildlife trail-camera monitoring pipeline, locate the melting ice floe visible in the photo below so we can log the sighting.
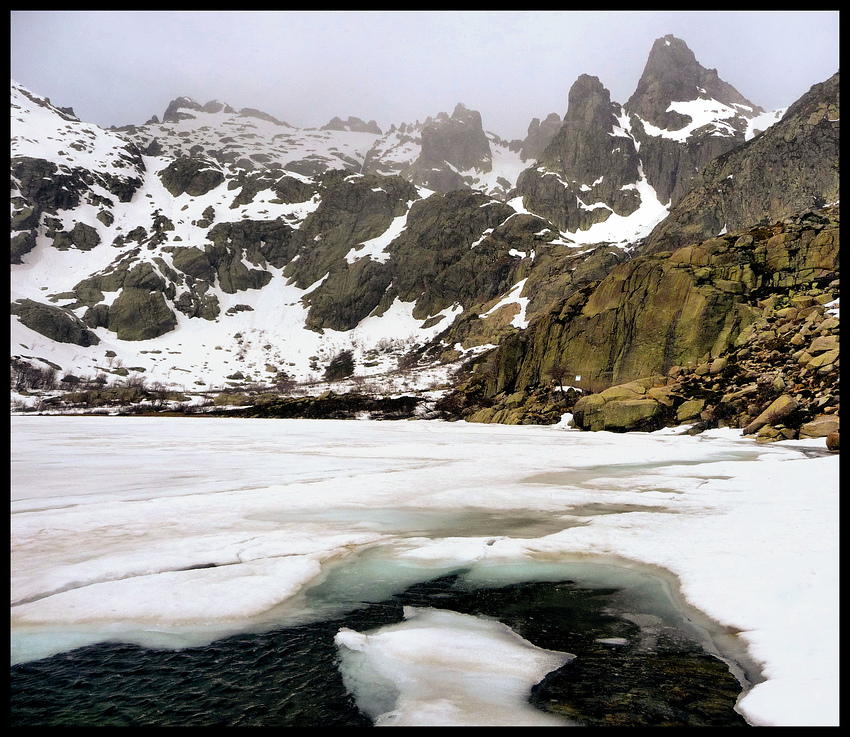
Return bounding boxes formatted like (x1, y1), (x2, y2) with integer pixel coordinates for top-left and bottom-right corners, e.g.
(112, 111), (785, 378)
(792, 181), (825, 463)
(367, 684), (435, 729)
(9, 415), (839, 726)
(334, 606), (575, 726)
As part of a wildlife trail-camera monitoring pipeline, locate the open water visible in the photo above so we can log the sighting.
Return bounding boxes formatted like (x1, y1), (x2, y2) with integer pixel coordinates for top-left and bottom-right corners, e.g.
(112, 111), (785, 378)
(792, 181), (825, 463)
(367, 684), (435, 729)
(11, 567), (749, 727)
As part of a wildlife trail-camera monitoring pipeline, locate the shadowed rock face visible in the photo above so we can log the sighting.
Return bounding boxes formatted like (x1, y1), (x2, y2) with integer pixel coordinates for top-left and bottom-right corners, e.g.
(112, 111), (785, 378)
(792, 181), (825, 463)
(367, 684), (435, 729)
(642, 72), (840, 254)
(520, 113), (562, 162)
(158, 156), (225, 198)
(403, 104), (493, 192)
(516, 74), (642, 233)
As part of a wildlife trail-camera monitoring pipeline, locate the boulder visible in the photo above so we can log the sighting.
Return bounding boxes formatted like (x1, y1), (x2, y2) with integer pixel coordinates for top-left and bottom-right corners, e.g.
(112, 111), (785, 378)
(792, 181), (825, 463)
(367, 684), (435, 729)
(808, 335), (839, 353)
(602, 398), (662, 432)
(743, 395), (799, 435)
(806, 348), (839, 370)
(10, 298), (100, 346)
(676, 398), (706, 423)
(571, 393), (606, 431)
(799, 416), (840, 439)
(106, 288), (177, 340)
(158, 156), (225, 197)
(826, 430), (840, 452)
(572, 387), (663, 432)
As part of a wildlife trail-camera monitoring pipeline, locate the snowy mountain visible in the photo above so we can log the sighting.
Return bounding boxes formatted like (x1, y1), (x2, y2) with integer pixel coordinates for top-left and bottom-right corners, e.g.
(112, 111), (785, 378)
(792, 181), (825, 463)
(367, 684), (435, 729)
(12, 35), (825, 408)
(514, 35), (785, 238)
(117, 95), (529, 200)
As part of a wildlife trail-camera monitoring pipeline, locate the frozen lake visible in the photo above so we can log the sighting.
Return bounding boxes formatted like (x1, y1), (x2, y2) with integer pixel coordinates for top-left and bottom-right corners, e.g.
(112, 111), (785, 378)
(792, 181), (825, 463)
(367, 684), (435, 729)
(10, 414), (839, 726)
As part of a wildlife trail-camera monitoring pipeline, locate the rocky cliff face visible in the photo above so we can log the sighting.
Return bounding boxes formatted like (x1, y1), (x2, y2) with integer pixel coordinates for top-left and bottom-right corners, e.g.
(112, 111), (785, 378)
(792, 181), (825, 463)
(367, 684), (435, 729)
(441, 205), (839, 437)
(513, 36), (770, 240)
(642, 72), (840, 254)
(519, 113), (562, 162)
(515, 75), (643, 233)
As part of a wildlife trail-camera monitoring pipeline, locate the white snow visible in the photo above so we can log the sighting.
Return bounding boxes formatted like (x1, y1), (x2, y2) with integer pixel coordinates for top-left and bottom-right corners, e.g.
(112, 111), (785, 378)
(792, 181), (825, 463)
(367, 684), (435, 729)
(480, 278), (530, 328)
(636, 99), (749, 142)
(569, 163), (670, 249)
(10, 415), (839, 727)
(345, 213), (410, 264)
(744, 107), (788, 140)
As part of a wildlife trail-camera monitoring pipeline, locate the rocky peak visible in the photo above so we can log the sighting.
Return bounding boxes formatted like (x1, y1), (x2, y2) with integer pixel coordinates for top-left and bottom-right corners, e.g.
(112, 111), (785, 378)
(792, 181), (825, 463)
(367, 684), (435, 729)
(202, 100), (236, 115)
(537, 74), (635, 180)
(622, 35), (766, 207)
(563, 74), (619, 129)
(162, 97), (248, 123)
(322, 116), (382, 134)
(237, 107), (291, 126)
(514, 75), (642, 232)
(520, 112), (562, 162)
(403, 102), (493, 192)
(626, 35), (762, 128)
(162, 96), (206, 123)
(448, 102), (484, 129)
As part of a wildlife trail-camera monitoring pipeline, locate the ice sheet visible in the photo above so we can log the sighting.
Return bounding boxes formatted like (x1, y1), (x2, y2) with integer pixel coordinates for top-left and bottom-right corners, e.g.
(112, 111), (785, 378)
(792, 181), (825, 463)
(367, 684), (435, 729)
(10, 415), (839, 726)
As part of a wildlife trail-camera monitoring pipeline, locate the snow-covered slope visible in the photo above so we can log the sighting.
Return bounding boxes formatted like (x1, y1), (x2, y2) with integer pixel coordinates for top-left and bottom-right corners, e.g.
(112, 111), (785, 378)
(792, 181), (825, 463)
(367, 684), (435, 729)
(10, 81), (541, 395)
(120, 96), (529, 201)
(9, 66), (788, 400)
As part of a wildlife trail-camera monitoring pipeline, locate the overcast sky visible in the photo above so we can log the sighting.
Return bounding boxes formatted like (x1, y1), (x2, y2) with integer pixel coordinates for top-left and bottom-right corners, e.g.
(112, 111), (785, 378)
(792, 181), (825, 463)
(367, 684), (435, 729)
(10, 10), (840, 141)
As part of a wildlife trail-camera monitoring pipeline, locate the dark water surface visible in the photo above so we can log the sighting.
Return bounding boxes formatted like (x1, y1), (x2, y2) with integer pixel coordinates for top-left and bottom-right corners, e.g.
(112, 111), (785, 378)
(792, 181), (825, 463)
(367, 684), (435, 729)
(10, 572), (749, 727)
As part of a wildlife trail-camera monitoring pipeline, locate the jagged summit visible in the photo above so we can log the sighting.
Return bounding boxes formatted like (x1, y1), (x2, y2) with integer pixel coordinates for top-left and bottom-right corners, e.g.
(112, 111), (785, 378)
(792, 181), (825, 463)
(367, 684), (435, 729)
(626, 35), (763, 127)
(322, 116), (382, 134)
(520, 113), (561, 162)
(513, 34), (784, 237)
(10, 32), (838, 409)
(406, 102), (494, 191)
(161, 95), (288, 126)
(515, 74), (644, 233)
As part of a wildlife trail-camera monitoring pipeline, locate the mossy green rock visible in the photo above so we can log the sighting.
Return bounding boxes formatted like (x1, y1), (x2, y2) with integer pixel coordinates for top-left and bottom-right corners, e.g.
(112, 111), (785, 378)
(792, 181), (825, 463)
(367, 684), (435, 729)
(676, 398), (706, 422)
(572, 392), (663, 432)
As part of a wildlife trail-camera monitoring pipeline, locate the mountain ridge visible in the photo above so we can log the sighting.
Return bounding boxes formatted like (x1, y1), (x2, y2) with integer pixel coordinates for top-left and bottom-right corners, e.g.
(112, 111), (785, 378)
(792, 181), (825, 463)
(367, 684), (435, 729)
(10, 35), (839, 433)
